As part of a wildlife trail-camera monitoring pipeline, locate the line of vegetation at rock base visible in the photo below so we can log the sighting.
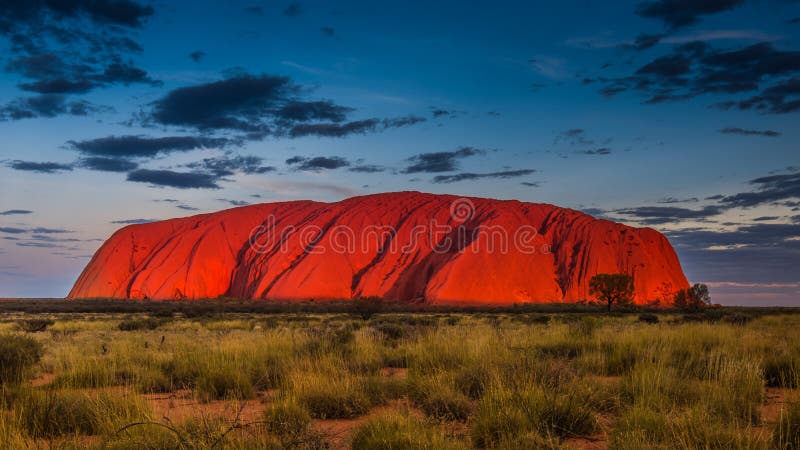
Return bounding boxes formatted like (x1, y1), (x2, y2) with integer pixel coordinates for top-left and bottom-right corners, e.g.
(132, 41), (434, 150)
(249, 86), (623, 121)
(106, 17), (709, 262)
(2, 297), (799, 317)
(0, 311), (799, 448)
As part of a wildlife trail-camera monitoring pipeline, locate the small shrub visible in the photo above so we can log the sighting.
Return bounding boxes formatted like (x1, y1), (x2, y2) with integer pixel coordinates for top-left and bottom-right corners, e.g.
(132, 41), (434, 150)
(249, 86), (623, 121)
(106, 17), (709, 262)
(638, 314), (659, 324)
(0, 335), (43, 385)
(118, 317), (162, 331)
(16, 319), (55, 333)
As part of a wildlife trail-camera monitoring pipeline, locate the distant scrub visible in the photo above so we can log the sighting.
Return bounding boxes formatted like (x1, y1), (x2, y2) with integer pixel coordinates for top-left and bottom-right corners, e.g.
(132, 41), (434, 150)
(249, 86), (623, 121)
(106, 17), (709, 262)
(15, 319), (54, 333)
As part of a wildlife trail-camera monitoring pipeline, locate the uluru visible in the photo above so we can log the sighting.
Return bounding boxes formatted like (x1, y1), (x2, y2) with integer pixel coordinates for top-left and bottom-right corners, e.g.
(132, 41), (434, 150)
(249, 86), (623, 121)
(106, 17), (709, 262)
(68, 192), (688, 304)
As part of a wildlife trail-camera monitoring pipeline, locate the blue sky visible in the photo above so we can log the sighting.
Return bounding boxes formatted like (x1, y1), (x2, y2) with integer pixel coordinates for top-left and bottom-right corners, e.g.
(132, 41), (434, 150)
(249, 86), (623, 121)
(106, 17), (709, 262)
(1, 0), (799, 304)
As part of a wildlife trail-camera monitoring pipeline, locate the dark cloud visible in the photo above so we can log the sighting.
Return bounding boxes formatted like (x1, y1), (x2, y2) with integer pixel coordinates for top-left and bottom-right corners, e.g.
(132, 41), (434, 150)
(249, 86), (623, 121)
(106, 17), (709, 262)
(18, 78), (96, 94)
(127, 169), (220, 189)
(626, 33), (665, 51)
(430, 108), (456, 118)
(176, 204), (199, 211)
(189, 51), (206, 62)
(69, 135), (230, 158)
(28, 234), (79, 243)
(185, 154), (275, 176)
(719, 127), (781, 137)
(283, 1), (302, 16)
(402, 147), (485, 174)
(278, 100), (353, 123)
(320, 26), (335, 37)
(144, 73), (425, 139)
(753, 216), (780, 221)
(286, 156), (350, 171)
(520, 181), (541, 187)
(6, 160), (73, 173)
(657, 197), (699, 204)
(600, 42), (800, 113)
(0, 94), (105, 120)
(0, 0), (154, 30)
(110, 218), (156, 224)
(16, 242), (62, 248)
(635, 0), (745, 28)
(716, 78), (800, 114)
(349, 165), (386, 173)
(76, 157), (137, 172)
(149, 75), (299, 133)
(146, 74), (297, 132)
(581, 208), (607, 217)
(614, 205), (724, 225)
(30, 227), (71, 234)
(217, 199), (250, 206)
(789, 17), (800, 24)
(0, 227), (27, 234)
(432, 169), (536, 183)
(0, 210), (32, 216)
(0, 1), (157, 114)
(719, 169), (800, 208)
(579, 148), (612, 155)
(289, 116), (425, 138)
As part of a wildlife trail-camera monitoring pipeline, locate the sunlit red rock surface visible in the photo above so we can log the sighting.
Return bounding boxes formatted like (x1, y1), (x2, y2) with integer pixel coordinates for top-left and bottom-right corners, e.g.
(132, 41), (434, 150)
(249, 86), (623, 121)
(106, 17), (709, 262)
(68, 192), (689, 304)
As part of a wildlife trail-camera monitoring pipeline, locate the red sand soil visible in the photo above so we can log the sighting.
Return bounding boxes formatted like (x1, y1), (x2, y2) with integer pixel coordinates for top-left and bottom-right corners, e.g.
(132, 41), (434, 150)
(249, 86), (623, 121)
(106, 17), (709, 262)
(69, 192), (689, 305)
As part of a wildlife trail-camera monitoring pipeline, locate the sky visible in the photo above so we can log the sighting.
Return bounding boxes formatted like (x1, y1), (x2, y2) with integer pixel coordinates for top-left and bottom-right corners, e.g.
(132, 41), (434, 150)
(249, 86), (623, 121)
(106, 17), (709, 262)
(1, 0), (799, 305)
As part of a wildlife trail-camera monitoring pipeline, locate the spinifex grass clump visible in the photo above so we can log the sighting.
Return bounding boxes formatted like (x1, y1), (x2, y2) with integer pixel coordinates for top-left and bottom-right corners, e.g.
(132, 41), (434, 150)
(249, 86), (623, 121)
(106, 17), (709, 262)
(0, 334), (43, 385)
(471, 383), (599, 447)
(351, 410), (465, 450)
(15, 389), (150, 438)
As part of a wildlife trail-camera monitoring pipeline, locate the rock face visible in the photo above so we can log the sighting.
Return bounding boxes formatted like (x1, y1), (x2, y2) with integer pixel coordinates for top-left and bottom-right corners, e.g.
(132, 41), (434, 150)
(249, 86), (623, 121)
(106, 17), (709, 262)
(68, 192), (689, 304)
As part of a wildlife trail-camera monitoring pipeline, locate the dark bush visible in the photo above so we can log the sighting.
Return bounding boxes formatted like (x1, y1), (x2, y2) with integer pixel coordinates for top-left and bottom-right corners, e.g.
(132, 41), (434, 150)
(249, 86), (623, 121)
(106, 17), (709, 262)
(118, 317), (162, 331)
(372, 322), (411, 341)
(679, 314), (707, 323)
(763, 353), (799, 388)
(722, 313), (752, 326)
(16, 319), (55, 333)
(638, 314), (659, 324)
(0, 334), (43, 385)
